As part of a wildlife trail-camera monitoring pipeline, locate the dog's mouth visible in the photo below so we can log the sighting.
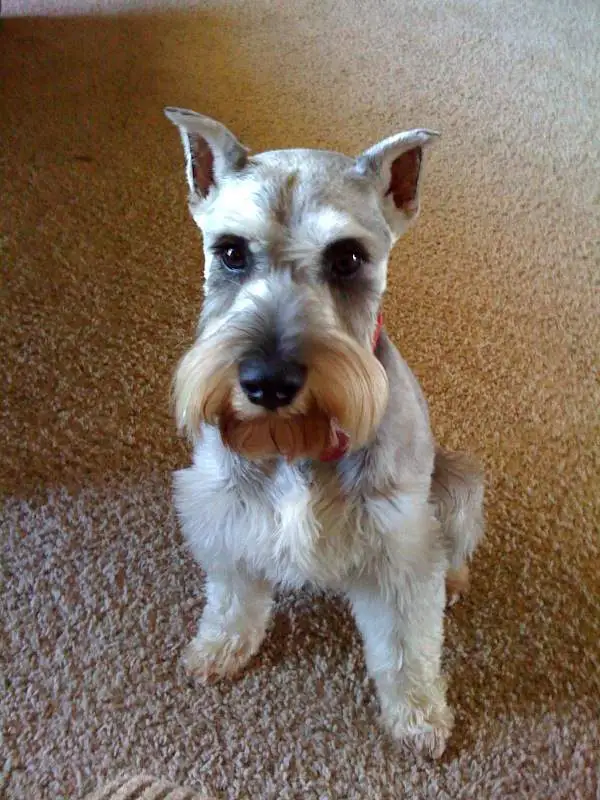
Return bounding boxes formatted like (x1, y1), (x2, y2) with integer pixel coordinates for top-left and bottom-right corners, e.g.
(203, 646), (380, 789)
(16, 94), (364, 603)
(206, 348), (385, 462)
(222, 369), (354, 461)
(218, 401), (341, 461)
(173, 314), (389, 462)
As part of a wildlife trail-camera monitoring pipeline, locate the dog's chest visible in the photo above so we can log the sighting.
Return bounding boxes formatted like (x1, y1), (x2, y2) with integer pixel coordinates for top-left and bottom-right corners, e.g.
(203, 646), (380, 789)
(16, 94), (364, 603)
(264, 462), (370, 586)
(176, 446), (376, 588)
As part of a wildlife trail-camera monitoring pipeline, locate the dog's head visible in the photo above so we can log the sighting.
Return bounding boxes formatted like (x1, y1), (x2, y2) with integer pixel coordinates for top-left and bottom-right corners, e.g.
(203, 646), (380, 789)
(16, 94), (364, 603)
(165, 107), (437, 461)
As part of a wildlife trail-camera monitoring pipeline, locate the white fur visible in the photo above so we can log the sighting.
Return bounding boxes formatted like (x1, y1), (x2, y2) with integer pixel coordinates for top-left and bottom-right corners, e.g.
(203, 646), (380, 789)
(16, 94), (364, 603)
(174, 425), (453, 757)
(289, 207), (372, 255)
(227, 278), (273, 315)
(197, 179), (281, 248)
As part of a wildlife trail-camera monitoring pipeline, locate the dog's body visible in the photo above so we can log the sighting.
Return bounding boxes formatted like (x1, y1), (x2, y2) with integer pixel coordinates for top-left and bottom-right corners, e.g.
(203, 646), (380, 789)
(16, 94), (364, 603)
(165, 108), (484, 758)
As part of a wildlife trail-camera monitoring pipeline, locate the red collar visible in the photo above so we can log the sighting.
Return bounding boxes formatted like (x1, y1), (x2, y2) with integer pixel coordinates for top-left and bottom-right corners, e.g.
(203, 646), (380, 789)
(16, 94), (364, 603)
(319, 311), (384, 462)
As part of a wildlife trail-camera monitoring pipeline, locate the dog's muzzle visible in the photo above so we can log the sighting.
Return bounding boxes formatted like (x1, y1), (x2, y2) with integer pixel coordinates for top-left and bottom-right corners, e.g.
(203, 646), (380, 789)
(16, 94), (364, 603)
(173, 276), (389, 461)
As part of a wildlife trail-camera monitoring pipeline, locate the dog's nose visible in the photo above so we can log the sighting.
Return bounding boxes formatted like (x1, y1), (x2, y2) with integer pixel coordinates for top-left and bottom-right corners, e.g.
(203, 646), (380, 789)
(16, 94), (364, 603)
(238, 356), (306, 411)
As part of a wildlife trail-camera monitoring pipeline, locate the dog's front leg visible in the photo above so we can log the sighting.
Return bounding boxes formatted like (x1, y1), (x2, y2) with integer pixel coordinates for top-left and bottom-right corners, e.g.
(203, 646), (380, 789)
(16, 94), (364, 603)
(183, 568), (273, 683)
(349, 577), (453, 758)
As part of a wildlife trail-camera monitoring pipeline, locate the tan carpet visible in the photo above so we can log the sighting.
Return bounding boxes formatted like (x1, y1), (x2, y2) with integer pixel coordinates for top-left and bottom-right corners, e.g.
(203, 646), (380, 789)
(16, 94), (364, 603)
(1, 1), (599, 798)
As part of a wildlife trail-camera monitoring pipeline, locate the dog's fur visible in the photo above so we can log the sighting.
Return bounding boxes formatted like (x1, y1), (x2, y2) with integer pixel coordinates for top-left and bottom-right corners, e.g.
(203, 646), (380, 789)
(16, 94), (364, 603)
(165, 107), (484, 758)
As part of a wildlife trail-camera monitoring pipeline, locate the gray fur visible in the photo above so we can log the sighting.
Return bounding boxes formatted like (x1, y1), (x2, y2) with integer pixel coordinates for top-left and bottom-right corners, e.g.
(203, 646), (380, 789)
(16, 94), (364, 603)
(165, 108), (484, 758)
(431, 447), (485, 569)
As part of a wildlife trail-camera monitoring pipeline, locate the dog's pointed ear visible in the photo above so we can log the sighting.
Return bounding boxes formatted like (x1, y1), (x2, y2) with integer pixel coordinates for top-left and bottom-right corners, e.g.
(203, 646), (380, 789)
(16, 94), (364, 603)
(164, 107), (249, 200)
(353, 129), (439, 238)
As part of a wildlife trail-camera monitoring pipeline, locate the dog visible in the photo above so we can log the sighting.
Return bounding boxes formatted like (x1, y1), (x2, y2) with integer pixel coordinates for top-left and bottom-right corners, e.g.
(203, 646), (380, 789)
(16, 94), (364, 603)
(164, 106), (484, 758)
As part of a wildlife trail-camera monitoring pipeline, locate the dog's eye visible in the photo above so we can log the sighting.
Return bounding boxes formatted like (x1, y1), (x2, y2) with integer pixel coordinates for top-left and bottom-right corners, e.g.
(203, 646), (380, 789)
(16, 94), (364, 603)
(323, 238), (368, 278)
(213, 237), (250, 272)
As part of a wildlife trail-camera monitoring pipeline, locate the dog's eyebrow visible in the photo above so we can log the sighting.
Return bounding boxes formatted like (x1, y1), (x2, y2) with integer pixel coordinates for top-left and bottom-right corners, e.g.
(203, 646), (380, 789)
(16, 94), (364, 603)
(210, 233), (248, 249)
(286, 207), (378, 259)
(202, 178), (281, 244)
(205, 209), (278, 245)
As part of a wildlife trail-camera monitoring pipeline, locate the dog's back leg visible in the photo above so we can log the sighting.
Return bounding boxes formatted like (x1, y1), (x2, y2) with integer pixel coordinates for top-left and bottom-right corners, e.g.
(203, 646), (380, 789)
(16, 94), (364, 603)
(431, 447), (485, 605)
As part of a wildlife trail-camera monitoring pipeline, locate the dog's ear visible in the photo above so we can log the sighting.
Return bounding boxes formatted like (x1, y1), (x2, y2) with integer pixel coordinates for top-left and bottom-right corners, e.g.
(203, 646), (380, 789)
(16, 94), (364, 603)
(164, 107), (249, 200)
(353, 129), (439, 238)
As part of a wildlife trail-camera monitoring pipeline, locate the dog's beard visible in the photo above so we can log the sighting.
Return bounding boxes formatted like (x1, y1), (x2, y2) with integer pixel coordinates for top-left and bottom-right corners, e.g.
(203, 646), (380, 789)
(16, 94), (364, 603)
(174, 324), (389, 461)
(218, 403), (336, 460)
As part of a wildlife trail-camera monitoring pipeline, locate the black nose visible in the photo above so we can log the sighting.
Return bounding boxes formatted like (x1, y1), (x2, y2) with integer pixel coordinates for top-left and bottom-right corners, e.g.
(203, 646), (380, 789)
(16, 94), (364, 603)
(238, 356), (307, 411)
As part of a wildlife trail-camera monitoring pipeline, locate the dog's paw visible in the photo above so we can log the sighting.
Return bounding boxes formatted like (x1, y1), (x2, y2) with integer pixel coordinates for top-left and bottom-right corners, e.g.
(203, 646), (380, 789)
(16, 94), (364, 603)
(403, 718), (453, 759)
(383, 698), (454, 759)
(445, 564), (470, 608)
(182, 630), (262, 683)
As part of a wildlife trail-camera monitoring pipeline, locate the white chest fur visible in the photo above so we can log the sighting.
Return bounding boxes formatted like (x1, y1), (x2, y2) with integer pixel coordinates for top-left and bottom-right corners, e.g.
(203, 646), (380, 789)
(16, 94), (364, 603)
(174, 431), (436, 592)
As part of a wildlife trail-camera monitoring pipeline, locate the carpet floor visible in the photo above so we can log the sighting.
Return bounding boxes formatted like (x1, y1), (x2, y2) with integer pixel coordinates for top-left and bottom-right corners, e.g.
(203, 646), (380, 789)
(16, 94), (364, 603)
(1, 1), (599, 798)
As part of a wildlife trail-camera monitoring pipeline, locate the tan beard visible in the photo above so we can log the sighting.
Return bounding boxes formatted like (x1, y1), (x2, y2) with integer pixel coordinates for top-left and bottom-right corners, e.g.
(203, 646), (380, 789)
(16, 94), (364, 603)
(173, 322), (389, 461)
(219, 402), (339, 461)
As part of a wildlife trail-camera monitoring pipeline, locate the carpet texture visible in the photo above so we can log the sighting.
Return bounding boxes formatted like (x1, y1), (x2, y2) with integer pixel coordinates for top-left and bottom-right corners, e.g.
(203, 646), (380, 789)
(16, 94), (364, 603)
(1, 1), (599, 798)
(82, 774), (213, 800)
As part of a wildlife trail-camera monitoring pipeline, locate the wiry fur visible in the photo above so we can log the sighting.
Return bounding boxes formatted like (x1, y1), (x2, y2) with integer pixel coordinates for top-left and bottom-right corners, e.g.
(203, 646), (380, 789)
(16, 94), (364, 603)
(165, 107), (485, 758)
(174, 276), (389, 461)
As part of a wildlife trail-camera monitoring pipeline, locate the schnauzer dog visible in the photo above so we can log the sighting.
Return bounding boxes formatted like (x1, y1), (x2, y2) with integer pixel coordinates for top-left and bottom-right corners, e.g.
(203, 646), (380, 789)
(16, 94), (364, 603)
(165, 107), (484, 758)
